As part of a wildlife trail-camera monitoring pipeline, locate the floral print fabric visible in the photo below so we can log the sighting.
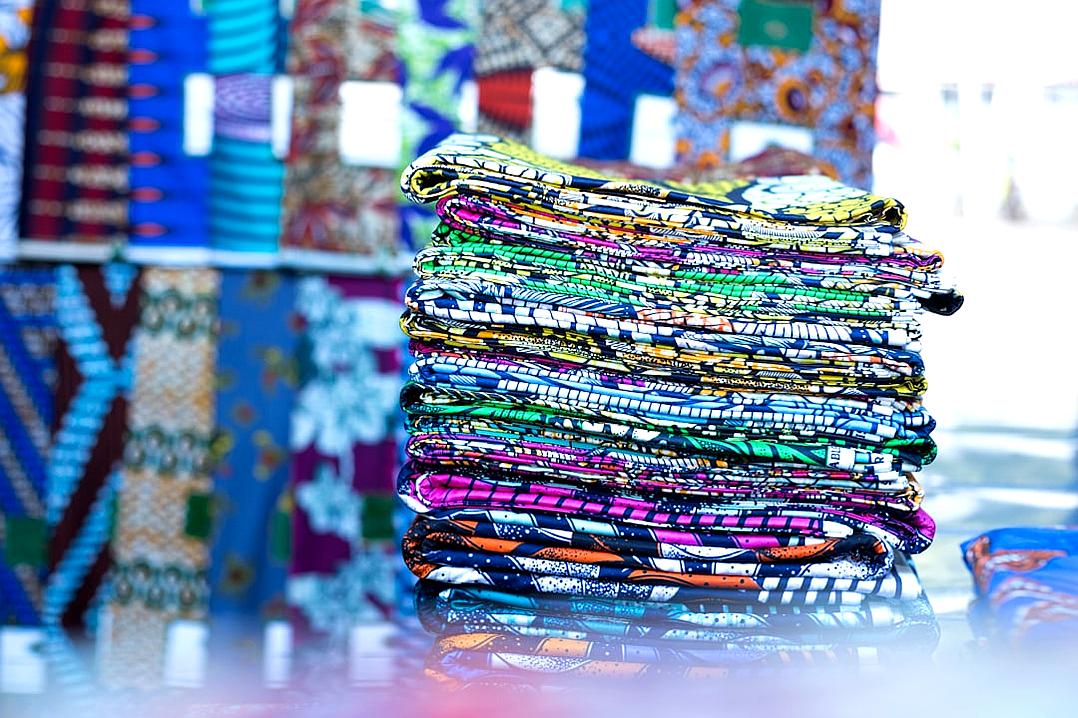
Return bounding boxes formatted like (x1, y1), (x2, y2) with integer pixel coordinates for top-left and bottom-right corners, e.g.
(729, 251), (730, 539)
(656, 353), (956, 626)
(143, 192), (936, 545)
(286, 276), (404, 635)
(674, 0), (881, 188)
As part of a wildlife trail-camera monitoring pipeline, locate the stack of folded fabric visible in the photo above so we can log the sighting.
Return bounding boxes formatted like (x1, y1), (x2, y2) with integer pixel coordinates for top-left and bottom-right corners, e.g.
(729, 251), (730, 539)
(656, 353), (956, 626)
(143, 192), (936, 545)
(397, 134), (960, 680)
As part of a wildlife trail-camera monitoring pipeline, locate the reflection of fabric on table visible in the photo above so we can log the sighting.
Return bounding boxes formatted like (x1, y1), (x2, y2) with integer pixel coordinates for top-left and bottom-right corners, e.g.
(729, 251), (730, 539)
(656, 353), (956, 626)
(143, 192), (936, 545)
(101, 267), (219, 688)
(963, 527), (1078, 644)
(208, 271), (297, 618)
(0, 268), (55, 625)
(416, 576), (937, 687)
(19, 0), (128, 248)
(44, 264), (140, 630)
(281, 0), (401, 259)
(473, 0), (585, 142)
(286, 276), (404, 635)
(127, 2), (209, 252)
(0, 0), (33, 260)
(674, 0), (880, 188)
(578, 0), (674, 161)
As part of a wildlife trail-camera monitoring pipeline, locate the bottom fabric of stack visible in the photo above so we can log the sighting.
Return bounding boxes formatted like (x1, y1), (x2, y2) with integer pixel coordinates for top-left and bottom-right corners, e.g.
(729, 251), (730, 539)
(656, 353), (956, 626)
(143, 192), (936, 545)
(413, 565), (937, 688)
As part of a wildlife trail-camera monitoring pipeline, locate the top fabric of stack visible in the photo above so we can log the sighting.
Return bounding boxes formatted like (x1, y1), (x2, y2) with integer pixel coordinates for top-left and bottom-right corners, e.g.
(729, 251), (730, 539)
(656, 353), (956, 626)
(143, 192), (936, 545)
(398, 134), (960, 590)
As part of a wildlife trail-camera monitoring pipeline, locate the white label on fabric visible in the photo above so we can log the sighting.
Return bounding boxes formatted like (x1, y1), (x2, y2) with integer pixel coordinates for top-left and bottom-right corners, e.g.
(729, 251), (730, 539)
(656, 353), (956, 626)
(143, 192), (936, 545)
(163, 620), (208, 689)
(183, 73), (214, 157)
(263, 621), (293, 689)
(0, 627), (46, 694)
(339, 81), (402, 168)
(349, 623), (398, 686)
(458, 79), (479, 133)
(630, 94), (677, 169)
(531, 67), (583, 160)
(729, 120), (814, 161)
(271, 75), (294, 160)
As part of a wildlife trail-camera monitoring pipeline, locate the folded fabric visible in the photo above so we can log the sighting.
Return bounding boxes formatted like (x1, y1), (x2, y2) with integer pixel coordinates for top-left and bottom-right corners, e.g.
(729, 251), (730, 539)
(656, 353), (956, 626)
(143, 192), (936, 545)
(963, 527), (1078, 643)
(403, 510), (932, 597)
(416, 582), (939, 651)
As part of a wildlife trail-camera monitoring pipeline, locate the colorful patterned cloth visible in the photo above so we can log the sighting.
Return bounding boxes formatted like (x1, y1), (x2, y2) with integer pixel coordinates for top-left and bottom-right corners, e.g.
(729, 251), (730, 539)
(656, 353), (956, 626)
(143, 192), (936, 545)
(398, 135), (958, 621)
(0, 268), (54, 625)
(45, 263), (140, 630)
(286, 276), (404, 635)
(473, 0), (585, 141)
(126, 2), (210, 252)
(209, 73), (283, 256)
(208, 270), (297, 618)
(101, 267), (219, 688)
(674, 0), (881, 188)
(963, 527), (1078, 645)
(578, 0), (675, 161)
(416, 573), (937, 687)
(397, 0), (476, 251)
(0, 1), (33, 260)
(20, 0), (129, 248)
(281, 0), (401, 261)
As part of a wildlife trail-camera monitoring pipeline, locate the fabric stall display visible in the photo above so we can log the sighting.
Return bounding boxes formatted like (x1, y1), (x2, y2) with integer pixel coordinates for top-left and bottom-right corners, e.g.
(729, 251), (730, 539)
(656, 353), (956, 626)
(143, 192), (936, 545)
(285, 276), (404, 636)
(472, 0), (585, 142)
(280, 0), (403, 266)
(397, 0), (476, 252)
(0, 0), (33, 261)
(126, 2), (210, 256)
(19, 0), (129, 254)
(963, 527), (1078, 646)
(578, 0), (675, 162)
(397, 133), (961, 680)
(0, 268), (55, 625)
(415, 578), (938, 687)
(44, 263), (140, 630)
(675, 0), (880, 189)
(100, 267), (219, 689)
(208, 270), (297, 619)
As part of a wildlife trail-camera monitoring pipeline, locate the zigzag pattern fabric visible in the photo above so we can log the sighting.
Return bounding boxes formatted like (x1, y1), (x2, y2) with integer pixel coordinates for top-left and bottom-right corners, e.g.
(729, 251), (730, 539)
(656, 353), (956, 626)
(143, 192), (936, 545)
(44, 263), (139, 629)
(0, 268), (55, 625)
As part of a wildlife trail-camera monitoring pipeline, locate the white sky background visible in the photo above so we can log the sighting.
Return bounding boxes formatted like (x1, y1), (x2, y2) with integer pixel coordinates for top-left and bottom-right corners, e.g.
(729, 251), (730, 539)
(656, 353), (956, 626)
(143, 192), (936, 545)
(872, 1), (1078, 433)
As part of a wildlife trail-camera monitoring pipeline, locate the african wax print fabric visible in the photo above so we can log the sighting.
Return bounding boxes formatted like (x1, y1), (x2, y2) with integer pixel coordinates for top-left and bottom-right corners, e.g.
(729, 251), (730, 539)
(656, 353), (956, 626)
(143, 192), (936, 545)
(101, 267), (219, 688)
(208, 270), (297, 618)
(397, 0), (475, 252)
(210, 73), (283, 255)
(674, 0), (881, 188)
(286, 276), (404, 635)
(963, 527), (1078, 645)
(578, 0), (675, 161)
(126, 2), (210, 252)
(20, 0), (129, 250)
(417, 574), (937, 688)
(398, 133), (957, 644)
(0, 268), (55, 625)
(44, 263), (139, 630)
(0, 1), (32, 260)
(207, 0), (285, 76)
(473, 0), (585, 141)
(281, 0), (402, 261)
